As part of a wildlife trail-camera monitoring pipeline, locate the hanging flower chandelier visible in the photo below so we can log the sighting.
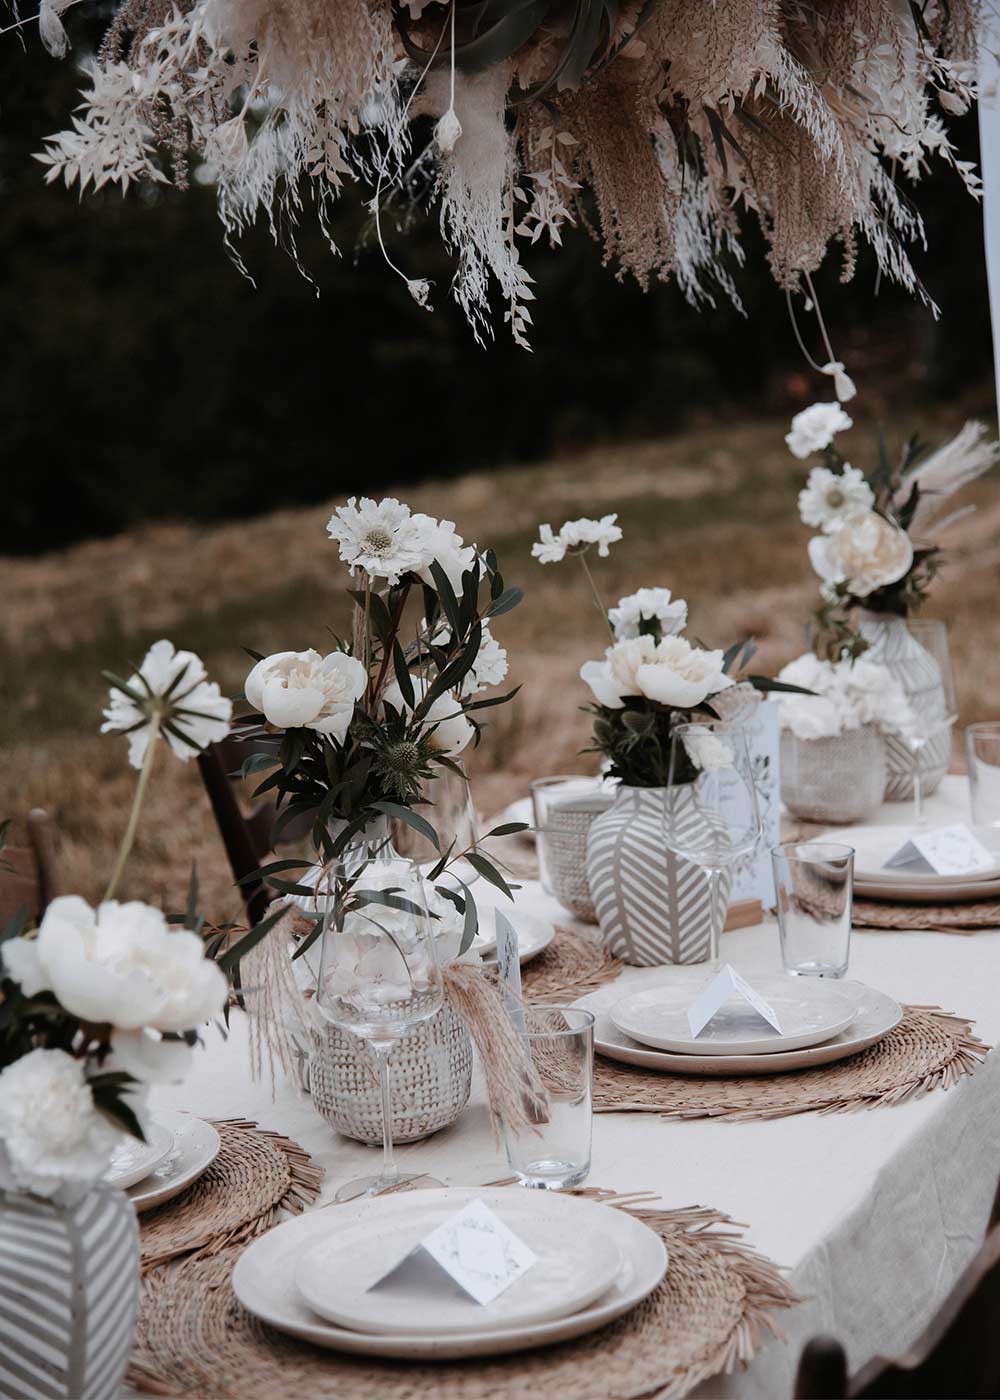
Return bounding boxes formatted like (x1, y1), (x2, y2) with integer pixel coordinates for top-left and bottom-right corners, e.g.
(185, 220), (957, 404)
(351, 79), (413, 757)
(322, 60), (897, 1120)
(35, 0), (985, 344)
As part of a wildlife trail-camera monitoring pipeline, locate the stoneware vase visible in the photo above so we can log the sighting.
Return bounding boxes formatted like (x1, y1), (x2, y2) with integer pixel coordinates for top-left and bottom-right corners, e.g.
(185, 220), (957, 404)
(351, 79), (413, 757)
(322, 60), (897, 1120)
(309, 999), (473, 1144)
(856, 610), (950, 801)
(586, 784), (731, 966)
(780, 725), (888, 825)
(0, 1183), (140, 1400)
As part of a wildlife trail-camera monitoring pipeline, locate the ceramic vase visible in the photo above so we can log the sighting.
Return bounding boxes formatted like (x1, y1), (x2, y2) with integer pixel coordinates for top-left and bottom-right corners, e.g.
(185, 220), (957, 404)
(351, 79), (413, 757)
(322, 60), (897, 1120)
(780, 725), (888, 824)
(538, 788), (614, 923)
(856, 611), (950, 801)
(0, 1183), (140, 1400)
(586, 784), (730, 966)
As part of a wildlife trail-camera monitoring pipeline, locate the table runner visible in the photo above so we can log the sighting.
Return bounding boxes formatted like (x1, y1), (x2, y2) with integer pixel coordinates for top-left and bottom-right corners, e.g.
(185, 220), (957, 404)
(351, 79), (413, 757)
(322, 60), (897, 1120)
(129, 1194), (799, 1400)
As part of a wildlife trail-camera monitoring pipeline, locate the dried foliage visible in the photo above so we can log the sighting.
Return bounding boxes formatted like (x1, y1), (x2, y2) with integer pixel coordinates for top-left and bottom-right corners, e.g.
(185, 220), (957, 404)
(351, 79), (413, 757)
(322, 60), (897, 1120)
(32, 0), (987, 336)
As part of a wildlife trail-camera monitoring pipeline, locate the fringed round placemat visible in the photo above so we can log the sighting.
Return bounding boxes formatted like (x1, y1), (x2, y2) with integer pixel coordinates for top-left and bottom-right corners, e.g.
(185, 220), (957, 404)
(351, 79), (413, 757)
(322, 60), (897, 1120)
(592, 1007), (988, 1122)
(521, 925), (623, 1004)
(128, 1194), (798, 1400)
(139, 1120), (323, 1273)
(854, 897), (1000, 933)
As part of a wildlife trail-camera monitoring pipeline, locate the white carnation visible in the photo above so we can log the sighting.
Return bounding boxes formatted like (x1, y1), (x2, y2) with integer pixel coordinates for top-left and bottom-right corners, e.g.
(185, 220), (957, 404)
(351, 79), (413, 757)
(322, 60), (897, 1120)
(609, 587), (688, 640)
(776, 652), (918, 741)
(245, 649), (367, 740)
(101, 639), (232, 770)
(798, 464), (874, 532)
(785, 402), (854, 459)
(326, 496), (435, 585)
(0, 1049), (120, 1200)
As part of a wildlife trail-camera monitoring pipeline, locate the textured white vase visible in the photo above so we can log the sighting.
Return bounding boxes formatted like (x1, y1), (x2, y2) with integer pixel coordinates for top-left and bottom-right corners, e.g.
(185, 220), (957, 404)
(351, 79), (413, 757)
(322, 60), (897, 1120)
(856, 611), (950, 802)
(539, 789), (614, 923)
(780, 725), (888, 824)
(586, 784), (731, 966)
(0, 1183), (139, 1400)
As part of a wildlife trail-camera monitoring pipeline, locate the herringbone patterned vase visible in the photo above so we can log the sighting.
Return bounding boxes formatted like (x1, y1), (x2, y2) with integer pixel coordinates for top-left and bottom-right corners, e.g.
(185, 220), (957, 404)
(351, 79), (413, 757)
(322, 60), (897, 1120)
(856, 612), (950, 802)
(0, 1184), (140, 1400)
(586, 785), (730, 966)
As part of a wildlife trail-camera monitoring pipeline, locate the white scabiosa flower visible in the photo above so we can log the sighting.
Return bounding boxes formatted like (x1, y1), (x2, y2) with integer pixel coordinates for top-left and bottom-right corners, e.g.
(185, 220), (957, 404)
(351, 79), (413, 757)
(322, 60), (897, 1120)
(798, 464), (874, 532)
(609, 587), (688, 640)
(785, 402), (854, 459)
(101, 639), (232, 770)
(531, 514), (622, 563)
(531, 522), (568, 564)
(326, 496), (436, 585)
(245, 649), (367, 740)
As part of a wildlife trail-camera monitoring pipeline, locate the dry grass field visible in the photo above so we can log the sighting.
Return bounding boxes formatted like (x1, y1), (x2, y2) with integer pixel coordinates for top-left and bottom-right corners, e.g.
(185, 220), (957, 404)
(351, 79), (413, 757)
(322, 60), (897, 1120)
(3, 407), (998, 921)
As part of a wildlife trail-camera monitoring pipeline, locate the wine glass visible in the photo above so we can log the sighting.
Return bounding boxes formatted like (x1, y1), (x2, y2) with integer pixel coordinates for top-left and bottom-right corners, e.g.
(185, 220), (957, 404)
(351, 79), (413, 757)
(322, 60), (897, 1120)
(903, 619), (958, 825)
(664, 722), (762, 966)
(314, 854), (444, 1202)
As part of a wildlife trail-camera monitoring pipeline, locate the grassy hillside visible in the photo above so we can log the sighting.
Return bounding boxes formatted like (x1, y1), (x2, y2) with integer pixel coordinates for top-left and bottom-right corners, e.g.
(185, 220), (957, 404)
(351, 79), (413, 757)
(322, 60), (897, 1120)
(3, 408), (998, 919)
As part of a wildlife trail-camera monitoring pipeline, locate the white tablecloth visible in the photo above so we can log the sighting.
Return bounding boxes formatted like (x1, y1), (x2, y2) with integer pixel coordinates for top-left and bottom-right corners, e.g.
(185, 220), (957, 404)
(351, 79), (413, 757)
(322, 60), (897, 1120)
(148, 777), (1000, 1399)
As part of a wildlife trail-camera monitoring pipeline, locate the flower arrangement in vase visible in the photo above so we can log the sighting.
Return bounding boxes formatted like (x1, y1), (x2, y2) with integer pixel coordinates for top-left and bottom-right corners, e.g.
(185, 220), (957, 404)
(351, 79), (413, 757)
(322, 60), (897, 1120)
(0, 640), (232, 1400)
(789, 402), (998, 799)
(531, 515), (791, 966)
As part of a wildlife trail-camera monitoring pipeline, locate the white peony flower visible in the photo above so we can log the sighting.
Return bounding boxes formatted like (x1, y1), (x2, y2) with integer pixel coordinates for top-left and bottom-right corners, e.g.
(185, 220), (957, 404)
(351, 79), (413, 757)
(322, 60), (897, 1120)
(785, 402), (854, 459)
(808, 511), (914, 598)
(0, 1048), (120, 1200)
(609, 587), (688, 640)
(580, 634), (734, 710)
(798, 464), (874, 532)
(101, 639), (232, 770)
(245, 649), (367, 740)
(326, 497), (435, 585)
(13, 896), (228, 1035)
(683, 727), (735, 771)
(531, 514), (622, 563)
(412, 515), (477, 592)
(382, 676), (474, 756)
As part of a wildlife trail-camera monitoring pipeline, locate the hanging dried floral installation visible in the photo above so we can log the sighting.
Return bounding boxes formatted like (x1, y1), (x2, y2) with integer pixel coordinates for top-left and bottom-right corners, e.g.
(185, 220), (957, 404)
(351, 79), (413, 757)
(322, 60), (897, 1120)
(32, 0), (985, 344)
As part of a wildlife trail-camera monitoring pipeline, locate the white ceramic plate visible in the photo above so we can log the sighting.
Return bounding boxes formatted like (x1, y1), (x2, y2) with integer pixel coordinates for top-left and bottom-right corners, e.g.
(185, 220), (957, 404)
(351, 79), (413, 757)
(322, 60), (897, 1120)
(233, 1188), (668, 1359)
(481, 910), (555, 966)
(854, 873), (1000, 903)
(294, 1192), (620, 1336)
(609, 977), (855, 1055)
(126, 1112), (221, 1212)
(104, 1119), (174, 1189)
(576, 978), (902, 1076)
(824, 824), (1000, 887)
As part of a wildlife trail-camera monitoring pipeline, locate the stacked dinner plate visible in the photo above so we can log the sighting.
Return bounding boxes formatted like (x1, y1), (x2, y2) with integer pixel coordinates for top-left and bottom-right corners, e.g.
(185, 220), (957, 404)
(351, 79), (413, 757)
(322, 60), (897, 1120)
(574, 969), (903, 1076)
(829, 824), (1000, 904)
(103, 1110), (221, 1212)
(232, 1186), (669, 1359)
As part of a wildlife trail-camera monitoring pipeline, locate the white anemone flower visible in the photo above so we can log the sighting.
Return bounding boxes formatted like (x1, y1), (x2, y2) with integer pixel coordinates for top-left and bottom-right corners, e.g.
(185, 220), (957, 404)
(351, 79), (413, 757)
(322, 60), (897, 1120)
(245, 649), (367, 741)
(609, 587), (688, 640)
(101, 639), (232, 770)
(326, 496), (435, 585)
(798, 464), (874, 532)
(785, 402), (854, 459)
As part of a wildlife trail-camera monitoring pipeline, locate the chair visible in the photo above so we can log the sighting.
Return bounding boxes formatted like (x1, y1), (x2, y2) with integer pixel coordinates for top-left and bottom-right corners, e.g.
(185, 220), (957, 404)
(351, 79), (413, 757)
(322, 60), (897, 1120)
(0, 809), (62, 928)
(795, 1176), (1000, 1399)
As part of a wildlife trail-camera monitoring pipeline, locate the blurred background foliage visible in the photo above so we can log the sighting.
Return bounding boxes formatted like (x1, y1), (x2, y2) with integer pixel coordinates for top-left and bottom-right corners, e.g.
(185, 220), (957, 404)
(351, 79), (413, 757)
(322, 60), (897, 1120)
(1, 5), (995, 555)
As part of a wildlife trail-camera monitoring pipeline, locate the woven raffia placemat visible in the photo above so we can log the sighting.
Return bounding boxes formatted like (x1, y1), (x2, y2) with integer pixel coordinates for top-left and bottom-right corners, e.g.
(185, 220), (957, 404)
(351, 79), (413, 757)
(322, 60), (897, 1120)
(592, 1007), (988, 1122)
(129, 1192), (799, 1400)
(854, 896), (1000, 933)
(520, 925), (623, 1004)
(139, 1119), (323, 1273)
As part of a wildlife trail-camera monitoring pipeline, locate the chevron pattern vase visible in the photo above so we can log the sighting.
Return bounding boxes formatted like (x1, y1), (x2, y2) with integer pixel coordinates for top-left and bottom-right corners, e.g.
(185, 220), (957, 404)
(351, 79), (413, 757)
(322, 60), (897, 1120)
(586, 785), (730, 966)
(0, 1184), (140, 1400)
(856, 612), (951, 802)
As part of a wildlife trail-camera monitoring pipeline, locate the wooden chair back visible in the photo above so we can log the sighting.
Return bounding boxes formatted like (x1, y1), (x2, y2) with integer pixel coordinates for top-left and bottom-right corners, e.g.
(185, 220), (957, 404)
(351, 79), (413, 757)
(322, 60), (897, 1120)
(795, 1176), (1000, 1399)
(0, 810), (61, 927)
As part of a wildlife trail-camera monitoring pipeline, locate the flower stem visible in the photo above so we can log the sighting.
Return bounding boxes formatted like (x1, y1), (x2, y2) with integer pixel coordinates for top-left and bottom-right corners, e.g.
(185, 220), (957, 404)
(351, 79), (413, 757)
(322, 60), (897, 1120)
(104, 712), (161, 902)
(577, 550), (614, 643)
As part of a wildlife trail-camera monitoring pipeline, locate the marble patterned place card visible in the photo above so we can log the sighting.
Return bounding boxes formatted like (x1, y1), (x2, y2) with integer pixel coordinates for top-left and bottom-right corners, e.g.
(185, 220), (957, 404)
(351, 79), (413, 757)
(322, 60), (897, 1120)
(370, 1199), (538, 1307)
(883, 823), (996, 877)
(687, 963), (784, 1039)
(494, 910), (527, 1039)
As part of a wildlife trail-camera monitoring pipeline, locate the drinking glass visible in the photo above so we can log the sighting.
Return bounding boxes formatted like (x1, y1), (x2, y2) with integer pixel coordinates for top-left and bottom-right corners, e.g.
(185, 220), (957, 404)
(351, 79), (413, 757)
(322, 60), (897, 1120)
(391, 762), (479, 865)
(664, 722), (762, 966)
(772, 842), (854, 978)
(966, 723), (1000, 830)
(314, 855), (445, 1201)
(904, 619), (958, 825)
(502, 1005), (594, 1190)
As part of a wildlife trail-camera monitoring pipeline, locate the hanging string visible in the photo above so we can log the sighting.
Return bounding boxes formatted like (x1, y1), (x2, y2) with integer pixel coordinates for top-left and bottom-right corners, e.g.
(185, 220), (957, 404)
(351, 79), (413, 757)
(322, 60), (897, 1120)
(786, 273), (857, 403)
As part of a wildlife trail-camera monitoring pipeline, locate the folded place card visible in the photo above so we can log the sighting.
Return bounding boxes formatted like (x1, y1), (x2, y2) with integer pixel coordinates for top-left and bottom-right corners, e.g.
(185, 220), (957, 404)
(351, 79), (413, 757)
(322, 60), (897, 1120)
(687, 963), (783, 1039)
(369, 1199), (537, 1307)
(494, 910), (527, 1040)
(883, 823), (996, 877)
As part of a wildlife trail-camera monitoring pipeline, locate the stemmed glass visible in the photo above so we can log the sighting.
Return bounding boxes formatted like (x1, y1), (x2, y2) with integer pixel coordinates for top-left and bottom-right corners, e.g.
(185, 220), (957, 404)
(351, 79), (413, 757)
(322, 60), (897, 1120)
(664, 722), (762, 966)
(314, 854), (444, 1202)
(903, 619), (958, 825)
